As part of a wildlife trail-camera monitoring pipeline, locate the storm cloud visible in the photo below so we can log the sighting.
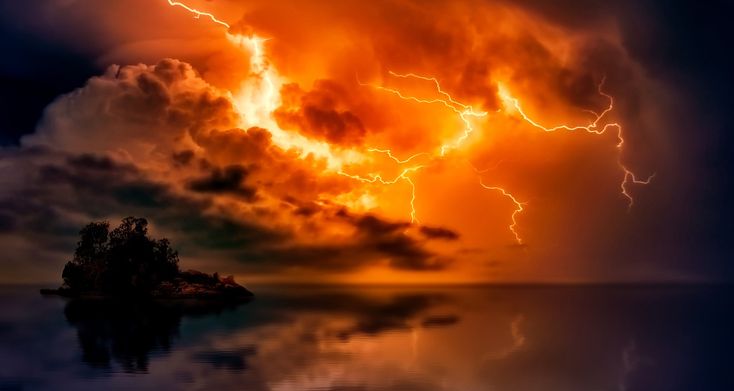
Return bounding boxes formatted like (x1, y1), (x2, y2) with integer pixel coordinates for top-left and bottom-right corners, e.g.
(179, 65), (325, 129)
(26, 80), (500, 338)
(0, 0), (731, 283)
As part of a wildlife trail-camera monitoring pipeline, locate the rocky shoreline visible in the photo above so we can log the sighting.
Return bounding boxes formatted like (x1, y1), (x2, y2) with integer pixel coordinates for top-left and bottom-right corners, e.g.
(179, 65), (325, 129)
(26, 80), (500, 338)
(41, 270), (253, 300)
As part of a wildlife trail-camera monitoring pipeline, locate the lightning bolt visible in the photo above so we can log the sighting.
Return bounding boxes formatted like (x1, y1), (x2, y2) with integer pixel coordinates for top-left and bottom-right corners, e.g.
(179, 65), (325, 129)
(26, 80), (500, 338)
(337, 165), (425, 223)
(345, 71), (481, 224)
(338, 148), (430, 223)
(356, 72), (526, 242)
(163, 0), (525, 237)
(478, 178), (526, 245)
(163, 0), (653, 245)
(166, 0), (230, 28)
(621, 169), (655, 210)
(498, 79), (655, 209)
(360, 71), (488, 156)
(366, 148), (428, 164)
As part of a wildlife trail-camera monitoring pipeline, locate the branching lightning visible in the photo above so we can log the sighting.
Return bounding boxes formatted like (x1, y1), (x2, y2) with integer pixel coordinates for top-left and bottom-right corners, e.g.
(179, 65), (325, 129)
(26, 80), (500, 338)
(498, 79), (655, 210)
(360, 71), (488, 156)
(166, 0), (363, 171)
(479, 178), (526, 245)
(166, 1), (230, 28)
(357, 72), (526, 242)
(163, 0), (653, 246)
(337, 165), (425, 223)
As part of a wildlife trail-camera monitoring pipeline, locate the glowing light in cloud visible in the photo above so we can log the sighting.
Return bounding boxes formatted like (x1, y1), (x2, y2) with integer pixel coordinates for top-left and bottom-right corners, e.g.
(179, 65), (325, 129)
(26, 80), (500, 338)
(166, 0), (230, 28)
(163, 0), (653, 247)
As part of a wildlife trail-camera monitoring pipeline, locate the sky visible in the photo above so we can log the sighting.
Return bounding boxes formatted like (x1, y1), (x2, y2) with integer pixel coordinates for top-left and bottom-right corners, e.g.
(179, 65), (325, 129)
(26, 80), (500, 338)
(0, 0), (732, 284)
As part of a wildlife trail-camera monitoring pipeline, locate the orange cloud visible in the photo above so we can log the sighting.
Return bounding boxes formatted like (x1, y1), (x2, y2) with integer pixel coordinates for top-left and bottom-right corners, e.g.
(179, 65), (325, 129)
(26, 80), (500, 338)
(0, 0), (685, 284)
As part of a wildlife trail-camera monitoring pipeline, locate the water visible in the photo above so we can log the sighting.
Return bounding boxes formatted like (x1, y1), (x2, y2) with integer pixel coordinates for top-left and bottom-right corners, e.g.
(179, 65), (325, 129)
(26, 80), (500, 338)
(0, 285), (731, 390)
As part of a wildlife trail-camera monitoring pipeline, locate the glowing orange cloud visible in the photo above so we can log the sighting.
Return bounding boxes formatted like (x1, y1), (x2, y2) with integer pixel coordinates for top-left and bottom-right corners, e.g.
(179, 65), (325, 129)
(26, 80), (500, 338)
(353, 71), (525, 241)
(163, 0), (653, 250)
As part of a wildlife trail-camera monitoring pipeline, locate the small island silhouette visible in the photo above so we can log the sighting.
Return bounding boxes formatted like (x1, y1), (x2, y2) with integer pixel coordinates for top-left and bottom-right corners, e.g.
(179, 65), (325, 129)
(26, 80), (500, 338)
(41, 217), (253, 299)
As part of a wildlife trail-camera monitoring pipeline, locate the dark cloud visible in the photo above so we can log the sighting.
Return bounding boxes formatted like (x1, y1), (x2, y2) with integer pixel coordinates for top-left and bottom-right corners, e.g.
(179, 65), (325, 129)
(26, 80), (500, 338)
(419, 226), (460, 240)
(0, 211), (16, 233)
(0, 0), (731, 282)
(67, 154), (122, 171)
(186, 165), (258, 201)
(176, 213), (286, 252)
(275, 80), (368, 146)
(421, 314), (460, 328)
(338, 211), (452, 271)
(228, 235), (447, 273)
(0, 148), (453, 277)
(353, 214), (409, 236)
(292, 203), (320, 217)
(171, 150), (195, 166)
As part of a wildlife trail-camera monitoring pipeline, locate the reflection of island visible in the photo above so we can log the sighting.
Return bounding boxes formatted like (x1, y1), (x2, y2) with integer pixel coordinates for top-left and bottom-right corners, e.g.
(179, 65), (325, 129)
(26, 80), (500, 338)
(8, 286), (731, 389)
(41, 217), (252, 299)
(59, 290), (457, 374)
(64, 298), (248, 372)
(38, 216), (254, 372)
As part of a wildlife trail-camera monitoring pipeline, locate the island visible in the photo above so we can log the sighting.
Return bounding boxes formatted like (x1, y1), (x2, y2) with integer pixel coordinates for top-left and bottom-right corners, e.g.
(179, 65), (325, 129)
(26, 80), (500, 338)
(41, 217), (253, 300)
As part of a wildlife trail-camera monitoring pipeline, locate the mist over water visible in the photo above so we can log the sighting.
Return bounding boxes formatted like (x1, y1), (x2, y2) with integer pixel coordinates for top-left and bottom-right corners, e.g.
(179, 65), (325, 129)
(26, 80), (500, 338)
(0, 285), (730, 390)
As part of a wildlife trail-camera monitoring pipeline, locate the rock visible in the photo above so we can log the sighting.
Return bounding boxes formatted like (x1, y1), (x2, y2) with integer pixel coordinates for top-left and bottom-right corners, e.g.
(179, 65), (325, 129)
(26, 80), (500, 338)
(41, 270), (253, 300)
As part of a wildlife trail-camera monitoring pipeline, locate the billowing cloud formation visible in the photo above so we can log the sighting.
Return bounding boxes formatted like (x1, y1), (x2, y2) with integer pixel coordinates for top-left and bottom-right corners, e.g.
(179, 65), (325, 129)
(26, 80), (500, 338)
(0, 0), (730, 283)
(275, 81), (368, 146)
(186, 164), (258, 201)
(0, 58), (458, 282)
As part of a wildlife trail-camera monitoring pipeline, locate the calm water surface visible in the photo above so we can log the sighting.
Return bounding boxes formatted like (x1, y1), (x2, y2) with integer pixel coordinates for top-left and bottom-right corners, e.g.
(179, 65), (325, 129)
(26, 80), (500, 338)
(0, 285), (731, 390)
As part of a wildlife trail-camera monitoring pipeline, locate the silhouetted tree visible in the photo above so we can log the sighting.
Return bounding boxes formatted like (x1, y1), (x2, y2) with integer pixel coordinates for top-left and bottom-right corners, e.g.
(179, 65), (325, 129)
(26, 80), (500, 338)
(62, 217), (179, 295)
(62, 221), (109, 291)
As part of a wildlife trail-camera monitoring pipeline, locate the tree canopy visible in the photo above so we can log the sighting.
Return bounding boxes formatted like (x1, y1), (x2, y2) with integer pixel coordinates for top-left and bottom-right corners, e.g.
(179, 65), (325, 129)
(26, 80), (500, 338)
(62, 217), (179, 295)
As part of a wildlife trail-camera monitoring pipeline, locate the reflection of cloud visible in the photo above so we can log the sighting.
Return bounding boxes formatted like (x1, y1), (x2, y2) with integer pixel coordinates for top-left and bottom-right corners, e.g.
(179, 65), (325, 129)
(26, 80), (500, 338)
(421, 315), (460, 328)
(6, 286), (731, 390)
(265, 291), (455, 340)
(199, 289), (460, 391)
(191, 347), (257, 371)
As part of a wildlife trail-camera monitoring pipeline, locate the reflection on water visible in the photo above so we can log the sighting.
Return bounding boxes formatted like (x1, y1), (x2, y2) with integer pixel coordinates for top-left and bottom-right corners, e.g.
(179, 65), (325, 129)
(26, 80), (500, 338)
(0, 285), (731, 390)
(64, 299), (247, 372)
